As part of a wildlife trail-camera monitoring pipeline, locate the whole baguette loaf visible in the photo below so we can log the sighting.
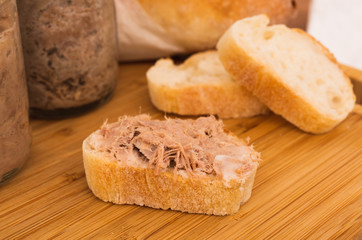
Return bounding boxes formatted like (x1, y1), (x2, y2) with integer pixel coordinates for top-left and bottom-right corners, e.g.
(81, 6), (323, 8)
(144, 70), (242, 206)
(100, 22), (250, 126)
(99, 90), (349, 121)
(146, 51), (269, 118)
(83, 115), (260, 215)
(217, 15), (356, 134)
(115, 0), (297, 61)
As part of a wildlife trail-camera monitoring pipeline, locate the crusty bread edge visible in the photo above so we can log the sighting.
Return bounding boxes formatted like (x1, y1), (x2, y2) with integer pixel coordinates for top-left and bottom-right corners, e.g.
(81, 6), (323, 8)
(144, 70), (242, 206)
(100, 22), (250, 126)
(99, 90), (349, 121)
(217, 17), (355, 134)
(147, 74), (269, 119)
(82, 136), (258, 215)
(146, 54), (269, 119)
(137, 0), (296, 51)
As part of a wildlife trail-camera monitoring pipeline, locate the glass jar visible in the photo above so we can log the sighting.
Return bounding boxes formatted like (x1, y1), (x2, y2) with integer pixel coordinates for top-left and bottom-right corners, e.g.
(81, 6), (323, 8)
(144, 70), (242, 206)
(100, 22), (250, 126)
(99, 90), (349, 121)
(17, 0), (119, 118)
(0, 0), (31, 184)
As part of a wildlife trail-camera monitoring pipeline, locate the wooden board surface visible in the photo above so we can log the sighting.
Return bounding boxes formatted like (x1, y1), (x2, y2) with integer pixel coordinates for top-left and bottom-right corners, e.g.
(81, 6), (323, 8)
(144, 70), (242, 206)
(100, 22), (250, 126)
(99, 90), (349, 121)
(0, 62), (361, 239)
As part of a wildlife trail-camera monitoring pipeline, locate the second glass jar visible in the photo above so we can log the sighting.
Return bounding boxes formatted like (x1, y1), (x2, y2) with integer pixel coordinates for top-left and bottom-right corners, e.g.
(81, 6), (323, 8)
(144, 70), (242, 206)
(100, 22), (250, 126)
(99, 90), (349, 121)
(17, 0), (118, 118)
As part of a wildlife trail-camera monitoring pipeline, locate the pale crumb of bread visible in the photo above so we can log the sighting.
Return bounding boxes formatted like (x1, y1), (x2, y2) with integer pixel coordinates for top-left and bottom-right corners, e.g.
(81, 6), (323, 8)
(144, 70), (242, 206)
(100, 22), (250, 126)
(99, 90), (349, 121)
(217, 15), (356, 134)
(146, 50), (269, 118)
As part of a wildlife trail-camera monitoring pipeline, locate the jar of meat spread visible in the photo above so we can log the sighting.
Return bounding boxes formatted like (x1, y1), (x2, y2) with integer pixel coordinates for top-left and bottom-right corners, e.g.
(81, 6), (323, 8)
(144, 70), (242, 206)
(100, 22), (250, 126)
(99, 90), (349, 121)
(17, 0), (118, 118)
(0, 0), (31, 184)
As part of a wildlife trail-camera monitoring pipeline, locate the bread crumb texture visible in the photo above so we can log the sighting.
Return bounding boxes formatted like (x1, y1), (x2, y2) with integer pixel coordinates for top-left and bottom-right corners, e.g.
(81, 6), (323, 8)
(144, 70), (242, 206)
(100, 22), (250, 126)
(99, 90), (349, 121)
(217, 15), (355, 133)
(147, 50), (268, 118)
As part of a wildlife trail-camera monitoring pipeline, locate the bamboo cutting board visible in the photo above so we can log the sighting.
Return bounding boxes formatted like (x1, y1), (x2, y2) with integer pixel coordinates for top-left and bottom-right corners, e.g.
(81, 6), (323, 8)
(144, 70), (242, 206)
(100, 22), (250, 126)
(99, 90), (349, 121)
(0, 62), (361, 239)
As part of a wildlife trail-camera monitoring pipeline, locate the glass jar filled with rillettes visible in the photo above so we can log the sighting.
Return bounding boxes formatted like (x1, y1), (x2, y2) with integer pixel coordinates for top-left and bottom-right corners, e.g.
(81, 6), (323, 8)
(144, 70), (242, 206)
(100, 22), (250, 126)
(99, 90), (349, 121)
(0, 0), (31, 184)
(17, 0), (119, 118)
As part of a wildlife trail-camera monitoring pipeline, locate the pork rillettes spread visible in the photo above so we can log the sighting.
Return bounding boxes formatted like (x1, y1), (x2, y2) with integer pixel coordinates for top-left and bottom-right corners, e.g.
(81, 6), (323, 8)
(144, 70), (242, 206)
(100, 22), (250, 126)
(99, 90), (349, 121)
(87, 115), (260, 182)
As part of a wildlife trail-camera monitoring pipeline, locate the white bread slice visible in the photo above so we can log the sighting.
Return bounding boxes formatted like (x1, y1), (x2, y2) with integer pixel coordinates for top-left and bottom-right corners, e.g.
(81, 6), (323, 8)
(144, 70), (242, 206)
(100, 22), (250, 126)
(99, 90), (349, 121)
(82, 115), (260, 215)
(146, 51), (268, 118)
(217, 15), (356, 133)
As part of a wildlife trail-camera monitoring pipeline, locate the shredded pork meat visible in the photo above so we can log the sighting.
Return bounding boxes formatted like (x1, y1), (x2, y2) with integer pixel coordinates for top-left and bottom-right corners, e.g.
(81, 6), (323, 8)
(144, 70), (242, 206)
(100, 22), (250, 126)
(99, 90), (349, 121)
(93, 115), (259, 178)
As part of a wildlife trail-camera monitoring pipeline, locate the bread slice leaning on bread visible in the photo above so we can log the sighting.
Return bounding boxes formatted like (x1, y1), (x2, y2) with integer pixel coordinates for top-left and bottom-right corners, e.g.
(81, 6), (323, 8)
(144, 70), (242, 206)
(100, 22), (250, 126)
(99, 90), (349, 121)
(146, 51), (268, 118)
(217, 15), (356, 134)
(83, 115), (260, 215)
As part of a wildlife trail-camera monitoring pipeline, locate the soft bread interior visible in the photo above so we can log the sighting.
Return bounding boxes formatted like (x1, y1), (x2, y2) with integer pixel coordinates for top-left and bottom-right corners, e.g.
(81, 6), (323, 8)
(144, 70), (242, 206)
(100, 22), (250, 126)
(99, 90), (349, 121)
(147, 51), (236, 88)
(227, 15), (355, 119)
(146, 51), (268, 118)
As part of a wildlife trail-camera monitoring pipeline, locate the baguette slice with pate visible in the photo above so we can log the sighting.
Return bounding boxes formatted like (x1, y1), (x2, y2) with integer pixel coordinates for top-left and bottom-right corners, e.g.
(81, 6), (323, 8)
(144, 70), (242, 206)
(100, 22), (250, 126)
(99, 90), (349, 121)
(146, 50), (268, 119)
(82, 115), (260, 215)
(217, 15), (356, 133)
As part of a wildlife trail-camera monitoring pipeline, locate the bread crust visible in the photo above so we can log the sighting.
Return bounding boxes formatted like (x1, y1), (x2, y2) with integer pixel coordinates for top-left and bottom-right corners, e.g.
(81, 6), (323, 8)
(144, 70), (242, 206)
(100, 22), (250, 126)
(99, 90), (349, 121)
(217, 15), (355, 133)
(148, 80), (268, 119)
(147, 51), (269, 118)
(83, 137), (258, 215)
(137, 0), (296, 51)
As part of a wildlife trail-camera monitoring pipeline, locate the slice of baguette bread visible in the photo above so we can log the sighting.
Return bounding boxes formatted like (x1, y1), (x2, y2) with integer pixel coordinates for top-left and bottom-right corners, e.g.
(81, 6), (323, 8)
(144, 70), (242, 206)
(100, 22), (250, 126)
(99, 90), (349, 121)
(82, 115), (260, 215)
(146, 51), (268, 118)
(217, 15), (356, 133)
